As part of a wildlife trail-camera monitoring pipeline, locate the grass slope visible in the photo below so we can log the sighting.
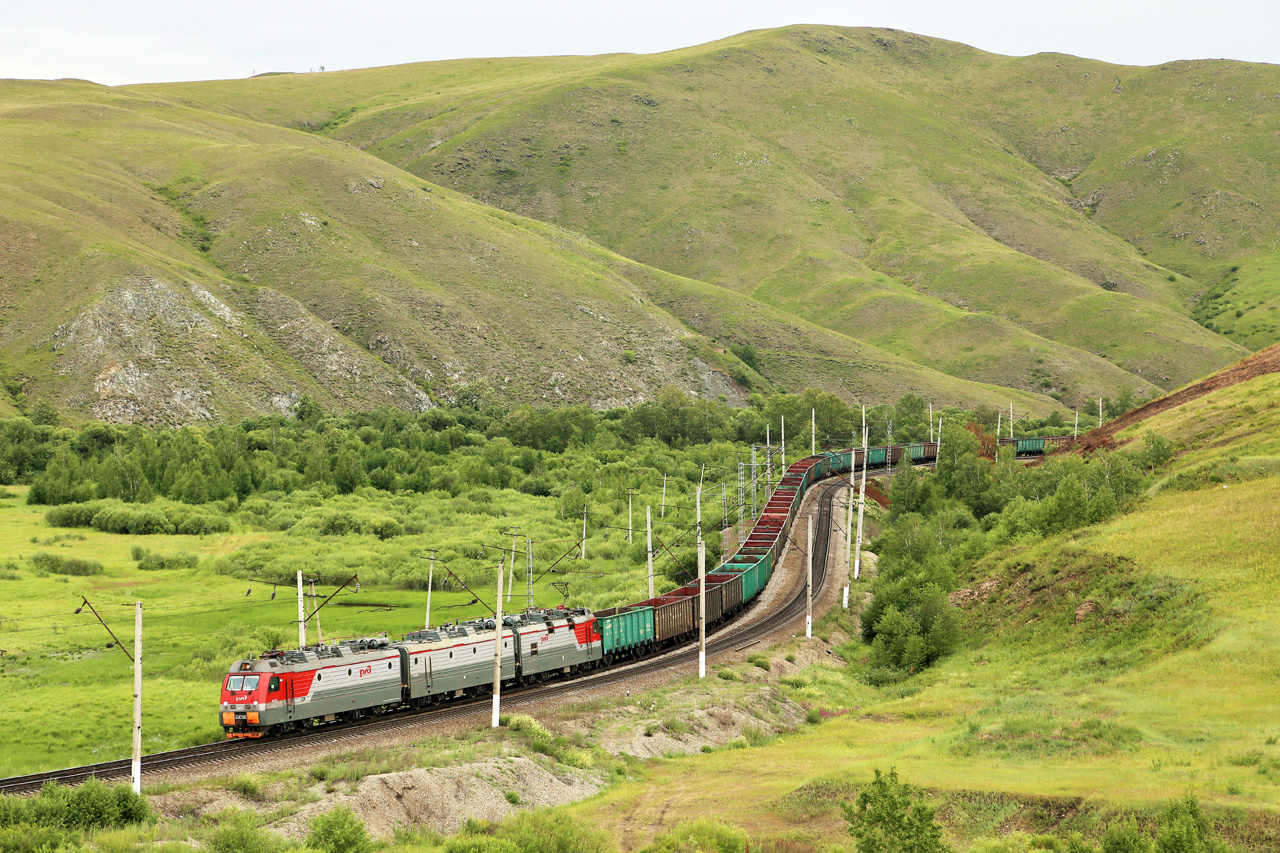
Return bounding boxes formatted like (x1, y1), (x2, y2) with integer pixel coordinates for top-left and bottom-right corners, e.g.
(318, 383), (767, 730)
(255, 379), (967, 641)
(145, 26), (1267, 402)
(0, 77), (1065, 423)
(567, 359), (1280, 850)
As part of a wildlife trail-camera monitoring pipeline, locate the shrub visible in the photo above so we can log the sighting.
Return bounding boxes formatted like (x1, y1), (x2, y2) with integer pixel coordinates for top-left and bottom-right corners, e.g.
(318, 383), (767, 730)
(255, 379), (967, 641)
(307, 806), (372, 853)
(175, 514), (230, 535)
(445, 837), (520, 853)
(494, 809), (612, 853)
(0, 779), (150, 831)
(44, 502), (105, 528)
(747, 653), (771, 671)
(29, 552), (103, 577)
(136, 550), (199, 571)
(640, 819), (749, 853)
(91, 506), (174, 535)
(206, 809), (281, 853)
(0, 824), (79, 852)
(226, 774), (264, 800)
(841, 768), (950, 853)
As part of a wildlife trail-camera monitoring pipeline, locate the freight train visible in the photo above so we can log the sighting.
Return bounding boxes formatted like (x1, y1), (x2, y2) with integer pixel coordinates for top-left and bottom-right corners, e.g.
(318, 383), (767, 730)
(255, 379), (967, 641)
(220, 436), (1067, 737)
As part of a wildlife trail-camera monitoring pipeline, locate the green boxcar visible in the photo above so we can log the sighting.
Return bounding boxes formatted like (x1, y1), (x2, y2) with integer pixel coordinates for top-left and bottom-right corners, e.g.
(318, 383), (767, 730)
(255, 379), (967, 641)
(867, 447), (887, 466)
(595, 606), (655, 655)
(1016, 437), (1046, 454)
(722, 558), (763, 602)
(909, 444), (929, 462)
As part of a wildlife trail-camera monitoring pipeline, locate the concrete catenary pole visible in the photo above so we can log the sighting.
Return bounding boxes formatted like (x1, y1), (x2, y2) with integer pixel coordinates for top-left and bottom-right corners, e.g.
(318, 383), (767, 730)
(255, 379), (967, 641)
(297, 570), (307, 648)
(765, 424), (773, 496)
(697, 486), (706, 679)
(781, 415), (786, 474)
(806, 513), (814, 639)
(854, 426), (869, 581)
(311, 580), (322, 644)
(646, 505), (654, 600)
(131, 601), (142, 795)
(811, 408), (816, 456)
(425, 554), (435, 630)
(507, 529), (517, 603)
(491, 561), (504, 728)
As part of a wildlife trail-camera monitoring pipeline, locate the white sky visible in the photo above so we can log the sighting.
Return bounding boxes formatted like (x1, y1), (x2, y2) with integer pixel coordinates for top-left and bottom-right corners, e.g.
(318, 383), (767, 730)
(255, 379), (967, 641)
(2, 0), (1277, 87)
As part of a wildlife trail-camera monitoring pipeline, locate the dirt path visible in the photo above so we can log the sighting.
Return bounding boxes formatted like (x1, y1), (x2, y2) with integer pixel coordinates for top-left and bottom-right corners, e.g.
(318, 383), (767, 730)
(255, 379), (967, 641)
(1078, 343), (1280, 452)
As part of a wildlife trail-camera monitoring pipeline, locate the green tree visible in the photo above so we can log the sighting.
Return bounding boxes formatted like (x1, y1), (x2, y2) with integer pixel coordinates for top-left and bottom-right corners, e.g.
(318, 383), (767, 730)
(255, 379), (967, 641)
(841, 768), (952, 853)
(332, 449), (368, 494)
(1052, 474), (1087, 531)
(29, 397), (61, 427)
(1142, 432), (1174, 473)
(294, 394), (322, 424)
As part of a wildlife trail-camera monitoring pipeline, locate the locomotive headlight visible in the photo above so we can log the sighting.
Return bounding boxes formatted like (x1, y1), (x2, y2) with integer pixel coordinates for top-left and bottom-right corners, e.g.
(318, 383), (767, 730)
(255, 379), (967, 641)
(246, 711), (259, 725)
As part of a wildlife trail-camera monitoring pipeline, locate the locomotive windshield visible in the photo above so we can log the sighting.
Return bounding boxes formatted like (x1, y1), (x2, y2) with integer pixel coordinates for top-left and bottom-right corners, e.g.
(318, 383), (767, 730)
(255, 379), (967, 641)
(226, 675), (260, 691)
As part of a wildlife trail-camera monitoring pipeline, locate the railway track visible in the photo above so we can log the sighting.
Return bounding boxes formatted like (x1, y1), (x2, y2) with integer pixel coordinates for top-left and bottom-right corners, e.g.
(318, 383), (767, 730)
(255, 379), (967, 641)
(0, 478), (848, 794)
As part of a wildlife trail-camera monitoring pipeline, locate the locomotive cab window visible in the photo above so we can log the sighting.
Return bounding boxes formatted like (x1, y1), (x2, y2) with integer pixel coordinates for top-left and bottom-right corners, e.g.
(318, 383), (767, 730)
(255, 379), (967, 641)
(268, 676), (281, 692)
(226, 675), (244, 691)
(241, 675), (260, 691)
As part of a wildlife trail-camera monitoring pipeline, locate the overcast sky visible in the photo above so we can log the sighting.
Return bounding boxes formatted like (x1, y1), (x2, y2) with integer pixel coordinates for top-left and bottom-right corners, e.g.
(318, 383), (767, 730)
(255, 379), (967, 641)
(2, 0), (1277, 87)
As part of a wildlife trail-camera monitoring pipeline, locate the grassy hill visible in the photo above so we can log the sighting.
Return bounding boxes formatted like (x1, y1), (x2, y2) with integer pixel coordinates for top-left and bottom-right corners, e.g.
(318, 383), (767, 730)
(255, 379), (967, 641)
(7, 25), (1280, 422)
(0, 78), (1069, 423)
(0, 77), (1068, 423)
(142, 26), (1277, 407)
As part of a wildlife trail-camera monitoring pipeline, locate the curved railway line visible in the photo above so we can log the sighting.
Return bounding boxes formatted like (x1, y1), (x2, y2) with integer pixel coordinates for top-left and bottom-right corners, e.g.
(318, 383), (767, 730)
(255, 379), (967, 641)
(0, 478), (848, 795)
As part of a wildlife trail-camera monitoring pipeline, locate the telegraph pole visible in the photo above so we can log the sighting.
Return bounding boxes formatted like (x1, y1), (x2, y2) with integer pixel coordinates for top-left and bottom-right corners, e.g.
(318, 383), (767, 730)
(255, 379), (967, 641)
(131, 601), (142, 795)
(491, 561), (504, 728)
(1074, 410), (1079, 438)
(929, 401), (934, 442)
(811, 408), (816, 456)
(660, 474), (667, 518)
(580, 506), (588, 560)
